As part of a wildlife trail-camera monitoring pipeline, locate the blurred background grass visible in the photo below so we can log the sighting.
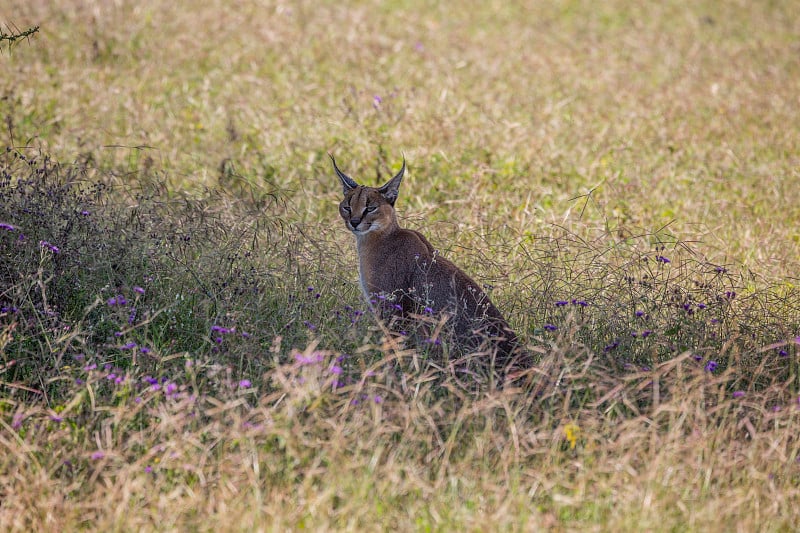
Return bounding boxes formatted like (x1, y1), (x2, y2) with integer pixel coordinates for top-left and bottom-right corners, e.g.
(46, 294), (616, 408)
(4, 0), (799, 276)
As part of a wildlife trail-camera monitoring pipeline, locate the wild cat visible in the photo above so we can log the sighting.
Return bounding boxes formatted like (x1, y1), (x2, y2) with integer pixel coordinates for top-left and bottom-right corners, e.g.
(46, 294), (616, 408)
(331, 155), (526, 369)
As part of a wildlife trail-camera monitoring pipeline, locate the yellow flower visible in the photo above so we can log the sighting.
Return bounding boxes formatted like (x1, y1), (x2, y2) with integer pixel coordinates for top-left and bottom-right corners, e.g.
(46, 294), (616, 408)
(564, 422), (580, 450)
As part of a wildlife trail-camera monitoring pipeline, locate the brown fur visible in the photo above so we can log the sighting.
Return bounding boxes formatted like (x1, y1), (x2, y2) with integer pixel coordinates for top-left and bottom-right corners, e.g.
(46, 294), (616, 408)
(331, 156), (526, 369)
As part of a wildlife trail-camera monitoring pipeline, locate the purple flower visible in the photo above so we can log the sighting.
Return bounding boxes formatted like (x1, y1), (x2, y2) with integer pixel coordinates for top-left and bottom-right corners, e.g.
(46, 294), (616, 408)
(120, 342), (137, 350)
(50, 415), (64, 423)
(84, 363), (97, 371)
(732, 391), (745, 398)
(140, 346), (151, 355)
(329, 365), (343, 375)
(373, 95), (383, 106)
(165, 382), (178, 394)
(302, 320), (316, 330)
(238, 379), (252, 388)
(544, 324), (557, 331)
(39, 240), (60, 254)
(0, 223), (14, 231)
(80, 210), (91, 216)
(705, 360), (718, 372)
(210, 325), (234, 334)
(133, 286), (145, 295)
(144, 465), (153, 473)
(604, 341), (620, 352)
(374, 395), (383, 404)
(572, 299), (588, 307)
(656, 255), (670, 264)
(779, 349), (788, 357)
(295, 352), (324, 365)
(91, 451), (105, 460)
(107, 295), (127, 306)
(423, 306), (433, 314)
(555, 301), (569, 307)
(635, 310), (645, 317)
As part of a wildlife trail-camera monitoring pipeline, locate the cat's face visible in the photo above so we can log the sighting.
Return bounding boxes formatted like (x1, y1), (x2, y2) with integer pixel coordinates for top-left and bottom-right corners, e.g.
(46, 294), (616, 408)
(332, 155), (405, 236)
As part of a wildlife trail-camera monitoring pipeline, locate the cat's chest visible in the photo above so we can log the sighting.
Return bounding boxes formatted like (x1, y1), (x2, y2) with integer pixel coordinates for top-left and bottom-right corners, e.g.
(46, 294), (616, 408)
(356, 240), (406, 300)
(355, 230), (436, 303)
(357, 250), (392, 299)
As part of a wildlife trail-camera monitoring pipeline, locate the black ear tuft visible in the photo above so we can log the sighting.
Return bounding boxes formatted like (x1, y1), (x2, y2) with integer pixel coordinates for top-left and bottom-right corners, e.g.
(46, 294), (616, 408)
(330, 153), (359, 193)
(378, 158), (405, 206)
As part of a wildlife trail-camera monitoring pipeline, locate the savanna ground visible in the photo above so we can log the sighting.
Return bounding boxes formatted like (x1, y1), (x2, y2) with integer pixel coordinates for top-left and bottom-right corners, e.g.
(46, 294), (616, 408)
(1, 0), (799, 530)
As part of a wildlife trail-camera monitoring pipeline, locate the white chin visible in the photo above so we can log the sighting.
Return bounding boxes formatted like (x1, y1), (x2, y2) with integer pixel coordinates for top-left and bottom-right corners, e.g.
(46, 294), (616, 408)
(352, 223), (378, 235)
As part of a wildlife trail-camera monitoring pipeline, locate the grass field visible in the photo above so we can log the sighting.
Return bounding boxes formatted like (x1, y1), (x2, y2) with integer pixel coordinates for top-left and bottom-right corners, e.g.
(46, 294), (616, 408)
(1, 1), (799, 530)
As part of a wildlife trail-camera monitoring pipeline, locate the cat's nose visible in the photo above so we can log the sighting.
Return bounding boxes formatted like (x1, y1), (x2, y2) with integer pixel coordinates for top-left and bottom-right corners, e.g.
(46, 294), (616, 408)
(351, 218), (362, 227)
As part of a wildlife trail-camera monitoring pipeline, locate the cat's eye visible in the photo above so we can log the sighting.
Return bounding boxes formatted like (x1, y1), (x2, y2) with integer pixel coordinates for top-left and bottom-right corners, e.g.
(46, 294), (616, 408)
(366, 205), (377, 213)
(342, 205), (351, 212)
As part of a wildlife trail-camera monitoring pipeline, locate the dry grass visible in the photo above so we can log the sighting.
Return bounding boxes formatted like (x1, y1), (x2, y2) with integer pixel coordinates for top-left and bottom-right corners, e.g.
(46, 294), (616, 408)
(1, 0), (799, 530)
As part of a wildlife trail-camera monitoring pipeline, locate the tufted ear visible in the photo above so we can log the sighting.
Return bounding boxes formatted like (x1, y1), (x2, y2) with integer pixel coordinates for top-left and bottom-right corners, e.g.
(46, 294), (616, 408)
(377, 158), (405, 206)
(329, 154), (359, 194)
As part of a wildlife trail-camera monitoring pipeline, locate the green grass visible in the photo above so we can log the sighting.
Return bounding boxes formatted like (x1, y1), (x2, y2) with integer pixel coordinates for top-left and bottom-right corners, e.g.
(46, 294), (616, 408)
(1, 0), (800, 530)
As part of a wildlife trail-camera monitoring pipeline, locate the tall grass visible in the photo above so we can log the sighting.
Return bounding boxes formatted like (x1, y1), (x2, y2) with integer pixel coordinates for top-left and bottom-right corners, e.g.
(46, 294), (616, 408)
(2, 0), (800, 530)
(2, 143), (798, 530)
